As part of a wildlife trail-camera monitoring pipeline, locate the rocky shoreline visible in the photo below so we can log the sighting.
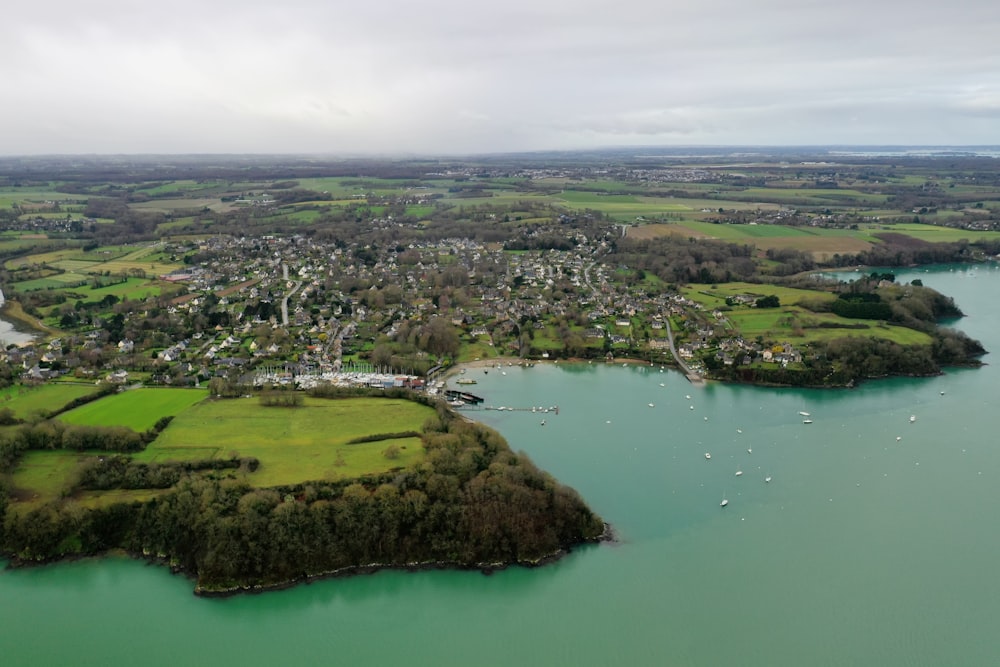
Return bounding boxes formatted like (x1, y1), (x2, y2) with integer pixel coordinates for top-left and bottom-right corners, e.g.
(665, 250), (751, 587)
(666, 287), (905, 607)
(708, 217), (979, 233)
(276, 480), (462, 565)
(179, 522), (616, 597)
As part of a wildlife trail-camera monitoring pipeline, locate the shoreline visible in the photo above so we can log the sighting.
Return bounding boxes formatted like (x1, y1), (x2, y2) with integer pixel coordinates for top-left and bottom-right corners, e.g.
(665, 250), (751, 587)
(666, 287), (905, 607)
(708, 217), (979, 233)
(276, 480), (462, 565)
(0, 295), (56, 341)
(442, 355), (671, 381)
(1, 523), (616, 598)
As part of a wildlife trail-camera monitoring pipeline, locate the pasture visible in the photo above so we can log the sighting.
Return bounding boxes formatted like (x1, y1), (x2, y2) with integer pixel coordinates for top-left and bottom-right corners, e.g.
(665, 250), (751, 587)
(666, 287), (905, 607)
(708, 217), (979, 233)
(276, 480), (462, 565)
(6, 450), (87, 509)
(58, 388), (209, 431)
(0, 383), (102, 420)
(136, 396), (435, 487)
(682, 283), (932, 347)
(628, 221), (877, 258)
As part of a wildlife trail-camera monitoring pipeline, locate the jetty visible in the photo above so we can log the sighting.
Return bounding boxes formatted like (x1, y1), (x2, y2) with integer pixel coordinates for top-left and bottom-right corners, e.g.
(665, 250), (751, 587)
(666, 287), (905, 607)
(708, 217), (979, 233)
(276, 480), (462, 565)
(484, 405), (559, 415)
(444, 389), (485, 405)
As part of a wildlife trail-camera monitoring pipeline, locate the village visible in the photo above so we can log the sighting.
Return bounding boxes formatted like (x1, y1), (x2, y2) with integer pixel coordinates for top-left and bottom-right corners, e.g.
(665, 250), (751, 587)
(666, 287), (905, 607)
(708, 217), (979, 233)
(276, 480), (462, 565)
(0, 222), (807, 391)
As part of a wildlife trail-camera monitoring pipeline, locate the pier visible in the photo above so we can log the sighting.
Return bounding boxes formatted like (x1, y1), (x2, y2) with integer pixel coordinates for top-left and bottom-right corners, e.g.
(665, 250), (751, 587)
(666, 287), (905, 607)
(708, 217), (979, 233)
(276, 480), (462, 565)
(483, 405), (559, 415)
(444, 389), (485, 404)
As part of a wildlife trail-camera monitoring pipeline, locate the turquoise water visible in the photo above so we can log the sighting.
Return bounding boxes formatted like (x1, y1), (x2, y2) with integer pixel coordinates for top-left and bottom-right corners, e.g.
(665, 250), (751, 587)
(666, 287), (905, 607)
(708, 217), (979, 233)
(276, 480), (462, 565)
(2, 265), (999, 666)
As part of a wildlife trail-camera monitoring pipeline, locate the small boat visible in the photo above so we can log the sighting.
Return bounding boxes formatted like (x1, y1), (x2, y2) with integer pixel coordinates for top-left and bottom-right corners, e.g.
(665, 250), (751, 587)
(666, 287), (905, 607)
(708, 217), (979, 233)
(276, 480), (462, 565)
(896, 436), (902, 441)
(659, 383), (665, 387)
(747, 448), (752, 454)
(456, 378), (477, 385)
(765, 475), (772, 483)
(802, 419), (813, 424)
(737, 428), (742, 434)
(720, 498), (729, 508)
(799, 411), (811, 417)
(540, 420), (546, 426)
(685, 395), (692, 400)
(909, 415), (916, 423)
(704, 452), (712, 460)
(735, 470), (743, 477)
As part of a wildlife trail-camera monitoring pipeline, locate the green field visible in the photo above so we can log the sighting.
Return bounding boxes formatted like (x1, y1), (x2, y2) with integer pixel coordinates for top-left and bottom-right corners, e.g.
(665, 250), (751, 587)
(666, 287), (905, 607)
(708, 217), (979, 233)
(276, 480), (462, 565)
(682, 283), (932, 346)
(58, 388), (209, 431)
(6, 450), (87, 508)
(135, 396), (434, 486)
(0, 383), (102, 420)
(6, 393), (438, 507)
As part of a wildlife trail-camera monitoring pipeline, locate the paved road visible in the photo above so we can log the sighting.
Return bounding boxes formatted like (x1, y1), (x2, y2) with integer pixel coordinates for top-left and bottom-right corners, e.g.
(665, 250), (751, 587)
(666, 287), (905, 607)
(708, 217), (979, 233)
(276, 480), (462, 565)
(664, 316), (703, 383)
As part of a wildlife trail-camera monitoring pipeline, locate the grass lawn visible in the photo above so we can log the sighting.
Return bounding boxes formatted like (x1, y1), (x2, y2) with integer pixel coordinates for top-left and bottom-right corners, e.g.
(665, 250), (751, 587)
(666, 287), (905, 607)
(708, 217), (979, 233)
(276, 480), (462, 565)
(458, 340), (500, 362)
(5, 450), (87, 509)
(135, 396), (435, 487)
(0, 383), (103, 420)
(58, 388), (209, 431)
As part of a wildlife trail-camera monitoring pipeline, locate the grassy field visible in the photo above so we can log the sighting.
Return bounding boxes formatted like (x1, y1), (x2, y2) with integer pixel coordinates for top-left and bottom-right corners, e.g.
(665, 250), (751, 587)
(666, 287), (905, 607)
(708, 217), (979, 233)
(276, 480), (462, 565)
(0, 383), (102, 420)
(629, 221), (878, 259)
(5, 394), (438, 508)
(58, 388), (209, 431)
(682, 283), (932, 346)
(135, 396), (435, 486)
(6, 450), (86, 508)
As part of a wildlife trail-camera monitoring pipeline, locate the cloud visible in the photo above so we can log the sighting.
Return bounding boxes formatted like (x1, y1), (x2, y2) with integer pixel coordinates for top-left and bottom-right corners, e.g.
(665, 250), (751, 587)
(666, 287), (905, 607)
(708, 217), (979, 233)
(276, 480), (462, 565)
(4, 1), (1000, 153)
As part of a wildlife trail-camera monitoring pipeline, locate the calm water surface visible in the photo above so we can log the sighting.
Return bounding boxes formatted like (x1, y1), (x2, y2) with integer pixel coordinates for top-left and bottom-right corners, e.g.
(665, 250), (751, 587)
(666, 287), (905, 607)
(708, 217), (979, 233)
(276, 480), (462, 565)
(2, 265), (998, 666)
(0, 290), (37, 346)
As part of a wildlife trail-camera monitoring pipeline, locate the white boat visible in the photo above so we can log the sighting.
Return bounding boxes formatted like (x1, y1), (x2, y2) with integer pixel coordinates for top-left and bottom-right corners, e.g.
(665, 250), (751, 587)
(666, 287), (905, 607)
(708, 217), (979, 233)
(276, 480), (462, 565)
(704, 452), (712, 460)
(802, 419), (813, 424)
(747, 448), (752, 454)
(685, 395), (691, 400)
(540, 420), (546, 426)
(720, 498), (729, 507)
(765, 475), (772, 483)
(648, 403), (655, 408)
(799, 411), (811, 417)
(909, 415), (916, 423)
(735, 470), (743, 477)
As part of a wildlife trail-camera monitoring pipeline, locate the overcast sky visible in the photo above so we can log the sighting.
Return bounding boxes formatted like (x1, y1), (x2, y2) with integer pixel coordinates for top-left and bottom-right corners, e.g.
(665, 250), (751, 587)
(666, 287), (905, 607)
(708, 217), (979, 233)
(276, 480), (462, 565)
(5, 0), (1000, 155)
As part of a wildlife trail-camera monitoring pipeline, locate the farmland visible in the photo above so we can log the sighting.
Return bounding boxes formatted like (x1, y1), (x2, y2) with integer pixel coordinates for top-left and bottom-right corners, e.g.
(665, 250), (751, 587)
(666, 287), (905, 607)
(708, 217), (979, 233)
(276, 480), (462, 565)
(57, 387), (209, 431)
(136, 396), (433, 486)
(0, 383), (102, 420)
(682, 283), (934, 347)
(5, 392), (436, 510)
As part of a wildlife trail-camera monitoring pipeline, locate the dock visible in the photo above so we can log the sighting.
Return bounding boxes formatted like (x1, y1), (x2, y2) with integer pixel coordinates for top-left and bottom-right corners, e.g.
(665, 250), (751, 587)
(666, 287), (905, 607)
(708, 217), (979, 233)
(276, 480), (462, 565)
(444, 389), (485, 404)
(483, 405), (559, 415)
